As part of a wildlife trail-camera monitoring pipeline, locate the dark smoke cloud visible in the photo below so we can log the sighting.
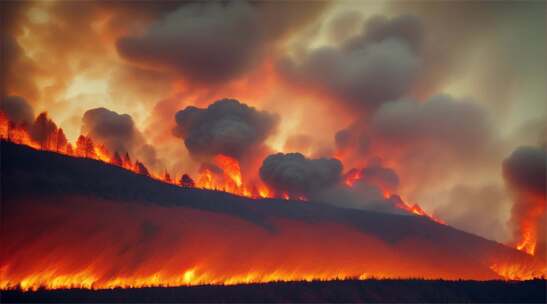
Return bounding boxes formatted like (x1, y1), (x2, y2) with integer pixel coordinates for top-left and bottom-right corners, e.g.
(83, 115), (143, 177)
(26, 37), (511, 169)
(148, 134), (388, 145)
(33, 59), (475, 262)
(279, 15), (422, 114)
(503, 146), (546, 258)
(317, 161), (403, 214)
(316, 183), (405, 215)
(0, 95), (34, 125)
(370, 95), (492, 151)
(337, 95), (495, 169)
(334, 94), (501, 220)
(1, 34), (40, 101)
(259, 153), (342, 198)
(503, 146), (546, 197)
(82, 108), (137, 154)
(173, 99), (278, 160)
(356, 160), (400, 194)
(259, 153), (406, 214)
(82, 107), (160, 169)
(117, 1), (327, 84)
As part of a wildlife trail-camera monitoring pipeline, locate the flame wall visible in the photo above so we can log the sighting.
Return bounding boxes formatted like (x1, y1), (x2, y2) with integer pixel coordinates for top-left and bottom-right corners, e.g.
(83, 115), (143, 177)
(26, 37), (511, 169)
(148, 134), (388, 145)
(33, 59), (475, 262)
(1, 195), (544, 291)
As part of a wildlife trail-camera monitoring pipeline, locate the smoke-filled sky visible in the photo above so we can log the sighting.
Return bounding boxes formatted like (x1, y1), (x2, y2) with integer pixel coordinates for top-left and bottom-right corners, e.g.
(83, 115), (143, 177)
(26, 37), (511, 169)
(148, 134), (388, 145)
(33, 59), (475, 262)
(1, 1), (545, 244)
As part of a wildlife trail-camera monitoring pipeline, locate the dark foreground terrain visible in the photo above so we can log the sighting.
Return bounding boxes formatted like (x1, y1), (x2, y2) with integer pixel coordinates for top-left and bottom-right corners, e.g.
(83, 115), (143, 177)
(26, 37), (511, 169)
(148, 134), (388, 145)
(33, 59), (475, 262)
(2, 279), (546, 303)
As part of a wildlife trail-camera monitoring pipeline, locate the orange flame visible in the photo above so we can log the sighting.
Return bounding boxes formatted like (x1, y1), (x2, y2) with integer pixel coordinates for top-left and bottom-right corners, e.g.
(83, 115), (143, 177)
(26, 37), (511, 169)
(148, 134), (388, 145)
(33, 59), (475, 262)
(193, 154), (274, 199)
(1, 197), (544, 291)
(516, 233), (536, 256)
(343, 168), (444, 224)
(0, 111), (275, 199)
(513, 195), (545, 256)
(490, 261), (547, 281)
(1, 112), (545, 290)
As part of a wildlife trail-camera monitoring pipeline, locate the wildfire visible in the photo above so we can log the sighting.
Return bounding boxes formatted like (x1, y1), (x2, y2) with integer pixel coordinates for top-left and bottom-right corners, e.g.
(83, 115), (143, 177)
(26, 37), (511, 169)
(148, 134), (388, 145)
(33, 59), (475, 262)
(490, 261), (547, 281)
(343, 168), (445, 224)
(512, 195), (545, 256)
(2, 197), (544, 292)
(344, 168), (363, 187)
(3, 269), (391, 291)
(193, 154), (274, 199)
(393, 200), (445, 225)
(3, 110), (541, 284)
(0, 111), (274, 199)
(1, 111), (447, 218)
(516, 232), (537, 256)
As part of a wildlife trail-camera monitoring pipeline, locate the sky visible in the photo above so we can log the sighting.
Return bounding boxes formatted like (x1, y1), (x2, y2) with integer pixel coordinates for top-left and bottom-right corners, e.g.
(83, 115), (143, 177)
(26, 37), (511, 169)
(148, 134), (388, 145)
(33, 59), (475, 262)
(1, 0), (545, 245)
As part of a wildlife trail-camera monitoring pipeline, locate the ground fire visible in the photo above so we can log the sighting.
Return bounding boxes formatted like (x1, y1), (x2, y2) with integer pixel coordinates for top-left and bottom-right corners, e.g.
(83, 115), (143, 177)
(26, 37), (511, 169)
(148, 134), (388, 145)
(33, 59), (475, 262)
(0, 111), (272, 199)
(0, 111), (441, 221)
(1, 112), (545, 292)
(1, 194), (545, 291)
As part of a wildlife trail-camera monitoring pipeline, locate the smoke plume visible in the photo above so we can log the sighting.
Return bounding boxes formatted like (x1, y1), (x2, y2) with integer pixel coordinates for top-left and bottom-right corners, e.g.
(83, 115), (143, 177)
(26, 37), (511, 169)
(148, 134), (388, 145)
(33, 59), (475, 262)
(173, 99), (278, 160)
(82, 107), (160, 169)
(357, 159), (400, 194)
(279, 15), (422, 114)
(82, 108), (137, 154)
(335, 94), (498, 200)
(259, 153), (342, 198)
(117, 1), (327, 84)
(316, 161), (403, 214)
(503, 146), (546, 257)
(259, 153), (408, 214)
(0, 96), (34, 125)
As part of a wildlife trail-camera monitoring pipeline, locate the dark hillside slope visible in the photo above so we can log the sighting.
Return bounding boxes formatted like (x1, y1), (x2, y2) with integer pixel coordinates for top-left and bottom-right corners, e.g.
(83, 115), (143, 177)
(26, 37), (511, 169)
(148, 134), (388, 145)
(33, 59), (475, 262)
(1, 141), (544, 284)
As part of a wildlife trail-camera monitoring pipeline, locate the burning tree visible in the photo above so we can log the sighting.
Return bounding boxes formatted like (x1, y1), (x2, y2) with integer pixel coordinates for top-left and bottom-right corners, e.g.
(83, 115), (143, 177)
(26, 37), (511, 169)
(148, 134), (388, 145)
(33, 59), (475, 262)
(164, 172), (172, 183)
(179, 174), (195, 188)
(111, 151), (123, 167)
(135, 161), (150, 176)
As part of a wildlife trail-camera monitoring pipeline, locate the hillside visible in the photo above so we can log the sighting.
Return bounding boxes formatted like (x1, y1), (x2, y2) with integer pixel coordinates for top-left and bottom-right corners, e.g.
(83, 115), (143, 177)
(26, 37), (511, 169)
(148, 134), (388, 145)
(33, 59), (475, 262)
(1, 141), (544, 290)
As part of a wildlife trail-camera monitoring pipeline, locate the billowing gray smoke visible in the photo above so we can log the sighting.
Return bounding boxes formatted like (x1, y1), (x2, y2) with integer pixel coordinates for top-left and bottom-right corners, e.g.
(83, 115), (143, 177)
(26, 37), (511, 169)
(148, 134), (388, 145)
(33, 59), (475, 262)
(117, 1), (326, 84)
(503, 146), (547, 258)
(82, 108), (137, 154)
(317, 182), (405, 215)
(279, 15), (422, 114)
(503, 145), (546, 258)
(117, 1), (260, 83)
(173, 99), (278, 160)
(259, 153), (342, 198)
(336, 94), (496, 180)
(259, 153), (405, 214)
(0, 95), (34, 125)
(503, 146), (546, 196)
(358, 160), (400, 193)
(82, 107), (160, 168)
(370, 95), (491, 150)
(318, 161), (403, 214)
